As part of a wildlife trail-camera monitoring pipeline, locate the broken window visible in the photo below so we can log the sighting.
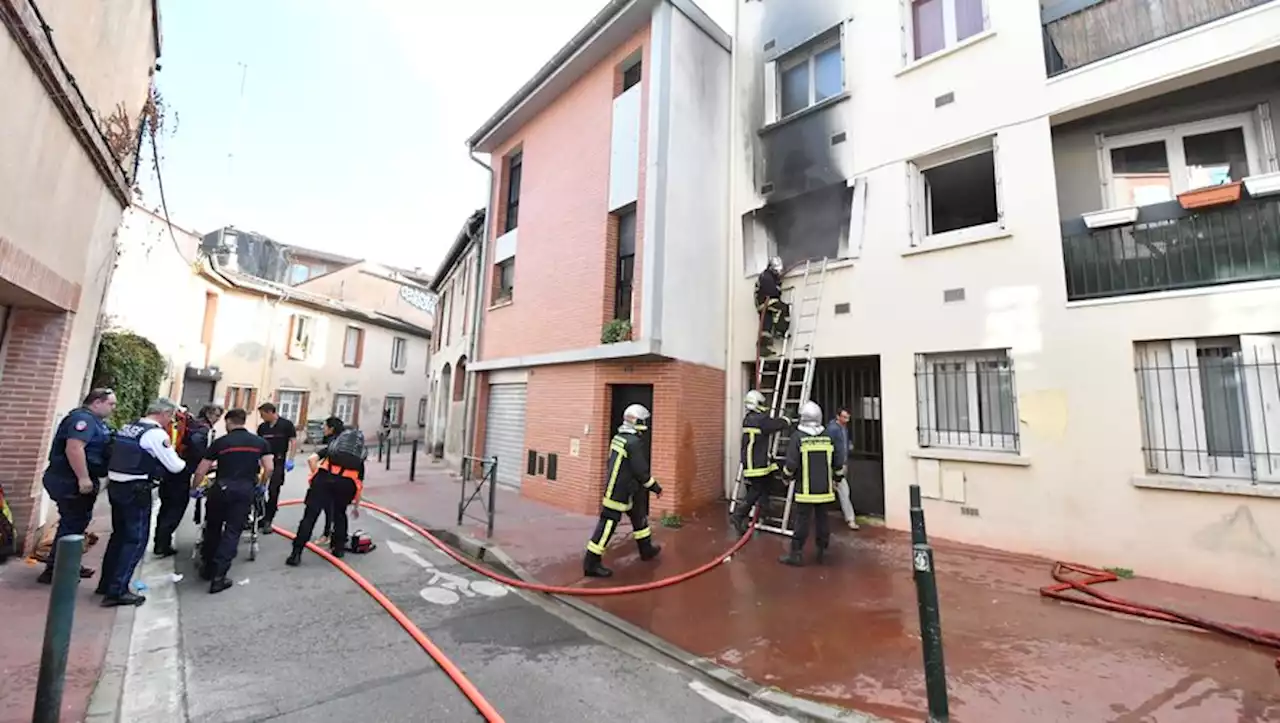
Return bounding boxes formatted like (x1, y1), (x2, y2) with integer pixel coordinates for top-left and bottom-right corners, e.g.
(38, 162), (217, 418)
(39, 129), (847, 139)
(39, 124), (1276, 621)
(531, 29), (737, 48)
(742, 182), (856, 274)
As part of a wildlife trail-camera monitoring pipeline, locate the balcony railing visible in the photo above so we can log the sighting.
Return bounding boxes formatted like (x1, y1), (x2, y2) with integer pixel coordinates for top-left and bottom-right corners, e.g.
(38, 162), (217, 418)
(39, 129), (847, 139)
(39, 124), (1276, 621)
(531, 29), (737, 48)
(1061, 195), (1280, 302)
(1042, 0), (1274, 76)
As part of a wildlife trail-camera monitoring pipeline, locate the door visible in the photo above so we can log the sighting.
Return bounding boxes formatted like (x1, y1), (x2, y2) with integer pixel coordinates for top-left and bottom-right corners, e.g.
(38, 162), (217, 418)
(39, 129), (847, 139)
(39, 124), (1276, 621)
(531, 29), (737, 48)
(181, 379), (215, 411)
(483, 383), (527, 488)
(811, 356), (884, 518)
(609, 384), (654, 462)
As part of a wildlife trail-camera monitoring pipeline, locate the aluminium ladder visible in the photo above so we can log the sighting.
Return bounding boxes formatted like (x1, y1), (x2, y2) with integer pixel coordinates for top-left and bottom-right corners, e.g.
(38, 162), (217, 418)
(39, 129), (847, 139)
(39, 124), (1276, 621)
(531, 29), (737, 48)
(728, 257), (829, 536)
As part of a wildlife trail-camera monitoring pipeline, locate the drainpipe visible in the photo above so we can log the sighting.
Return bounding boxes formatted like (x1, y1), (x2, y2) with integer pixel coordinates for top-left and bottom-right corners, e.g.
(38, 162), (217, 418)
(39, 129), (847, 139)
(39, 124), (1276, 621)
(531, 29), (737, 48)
(460, 149), (494, 463)
(721, 0), (740, 500)
(80, 229), (122, 399)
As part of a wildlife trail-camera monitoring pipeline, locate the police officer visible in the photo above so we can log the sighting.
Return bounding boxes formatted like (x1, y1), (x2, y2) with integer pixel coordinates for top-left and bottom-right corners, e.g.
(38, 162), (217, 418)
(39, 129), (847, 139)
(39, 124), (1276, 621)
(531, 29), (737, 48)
(730, 389), (790, 536)
(191, 408), (273, 594)
(98, 398), (187, 606)
(583, 404), (663, 578)
(153, 404), (224, 557)
(37, 388), (116, 585)
(754, 256), (788, 357)
(779, 400), (845, 567)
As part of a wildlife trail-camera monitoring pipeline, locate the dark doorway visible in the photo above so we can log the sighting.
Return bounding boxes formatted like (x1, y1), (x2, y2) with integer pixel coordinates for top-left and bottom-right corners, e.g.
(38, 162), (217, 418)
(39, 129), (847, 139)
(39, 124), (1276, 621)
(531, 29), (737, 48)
(609, 384), (654, 460)
(811, 356), (884, 517)
(181, 379), (216, 411)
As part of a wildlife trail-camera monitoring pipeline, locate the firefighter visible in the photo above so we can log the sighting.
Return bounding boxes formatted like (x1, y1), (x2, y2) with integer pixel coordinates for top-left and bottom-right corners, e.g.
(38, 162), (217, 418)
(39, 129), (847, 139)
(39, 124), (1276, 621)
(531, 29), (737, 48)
(754, 256), (788, 357)
(98, 399), (188, 606)
(583, 404), (663, 578)
(153, 404), (224, 557)
(778, 400), (845, 567)
(730, 389), (790, 536)
(37, 389), (117, 585)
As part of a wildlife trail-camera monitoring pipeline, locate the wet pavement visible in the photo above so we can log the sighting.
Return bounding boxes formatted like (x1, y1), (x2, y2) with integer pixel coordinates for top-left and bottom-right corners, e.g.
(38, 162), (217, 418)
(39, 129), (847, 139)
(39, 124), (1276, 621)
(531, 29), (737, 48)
(368, 455), (1280, 723)
(0, 497), (118, 723)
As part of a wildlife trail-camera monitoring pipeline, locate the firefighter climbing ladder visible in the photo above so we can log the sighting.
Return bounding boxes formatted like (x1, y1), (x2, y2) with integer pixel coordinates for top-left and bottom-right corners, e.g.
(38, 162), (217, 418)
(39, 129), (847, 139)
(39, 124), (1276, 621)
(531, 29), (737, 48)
(728, 257), (829, 537)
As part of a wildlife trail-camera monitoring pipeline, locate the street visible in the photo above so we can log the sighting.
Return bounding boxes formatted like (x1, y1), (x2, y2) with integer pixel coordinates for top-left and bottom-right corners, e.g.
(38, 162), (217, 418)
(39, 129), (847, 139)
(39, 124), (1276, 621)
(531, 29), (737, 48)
(151, 465), (792, 723)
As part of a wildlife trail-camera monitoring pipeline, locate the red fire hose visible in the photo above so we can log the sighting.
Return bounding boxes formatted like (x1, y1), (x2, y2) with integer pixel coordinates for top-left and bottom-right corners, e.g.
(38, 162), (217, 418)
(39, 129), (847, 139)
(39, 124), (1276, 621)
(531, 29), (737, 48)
(1040, 562), (1280, 676)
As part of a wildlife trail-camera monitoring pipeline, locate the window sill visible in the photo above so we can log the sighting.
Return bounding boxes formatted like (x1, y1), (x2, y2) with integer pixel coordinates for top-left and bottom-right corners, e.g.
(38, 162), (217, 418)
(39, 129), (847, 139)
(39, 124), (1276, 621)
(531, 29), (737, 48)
(896, 30), (997, 77)
(488, 298), (514, 311)
(391, 369), (406, 375)
(902, 226), (1011, 257)
(910, 448), (1030, 467)
(758, 91), (851, 136)
(1131, 475), (1280, 499)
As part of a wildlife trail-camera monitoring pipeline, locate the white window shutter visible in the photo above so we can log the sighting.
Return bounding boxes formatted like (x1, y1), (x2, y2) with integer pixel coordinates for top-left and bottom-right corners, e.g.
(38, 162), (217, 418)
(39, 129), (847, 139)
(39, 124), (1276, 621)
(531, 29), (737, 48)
(899, 0), (911, 66)
(915, 355), (932, 447)
(844, 177), (867, 259)
(1240, 334), (1280, 482)
(1256, 102), (1278, 173)
(1136, 342), (1184, 475)
(992, 134), (1005, 227)
(763, 61), (778, 125)
(1170, 339), (1211, 477)
(905, 163), (919, 247)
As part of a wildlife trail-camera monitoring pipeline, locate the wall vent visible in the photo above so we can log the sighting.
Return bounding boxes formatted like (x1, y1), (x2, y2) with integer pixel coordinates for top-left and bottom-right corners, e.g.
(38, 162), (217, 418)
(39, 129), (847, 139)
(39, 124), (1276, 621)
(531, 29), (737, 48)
(831, 131), (847, 145)
(760, 182), (775, 194)
(834, 302), (851, 315)
(943, 288), (966, 303)
(961, 506), (981, 517)
(935, 92), (955, 108)
(763, 39), (776, 51)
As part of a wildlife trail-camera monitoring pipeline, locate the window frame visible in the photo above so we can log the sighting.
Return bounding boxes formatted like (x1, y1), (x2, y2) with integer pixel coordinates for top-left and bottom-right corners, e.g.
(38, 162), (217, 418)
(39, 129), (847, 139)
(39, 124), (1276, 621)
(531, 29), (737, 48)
(333, 393), (360, 427)
(417, 396), (428, 427)
(915, 349), (1019, 453)
(1098, 112), (1264, 210)
(614, 208), (637, 321)
(286, 314), (314, 360)
(775, 33), (844, 121)
(902, 0), (990, 64)
(621, 58), (642, 93)
(384, 395), (405, 427)
(494, 257), (515, 303)
(224, 385), (258, 412)
(391, 336), (408, 374)
(342, 325), (365, 368)
(907, 135), (1003, 247)
(503, 152), (523, 233)
(275, 389), (308, 425)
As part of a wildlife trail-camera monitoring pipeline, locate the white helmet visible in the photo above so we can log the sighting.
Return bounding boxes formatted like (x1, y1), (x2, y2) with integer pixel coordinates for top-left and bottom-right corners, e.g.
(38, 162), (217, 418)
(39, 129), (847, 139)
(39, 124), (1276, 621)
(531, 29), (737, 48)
(799, 401), (822, 427)
(744, 390), (767, 413)
(768, 256), (783, 273)
(621, 403), (651, 433)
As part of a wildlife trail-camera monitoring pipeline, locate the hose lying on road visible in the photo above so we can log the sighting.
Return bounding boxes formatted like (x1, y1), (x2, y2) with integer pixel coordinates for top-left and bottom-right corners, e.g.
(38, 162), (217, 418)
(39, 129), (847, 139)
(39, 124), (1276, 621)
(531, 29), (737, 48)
(1040, 561), (1280, 677)
(277, 498), (757, 596)
(272, 523), (506, 722)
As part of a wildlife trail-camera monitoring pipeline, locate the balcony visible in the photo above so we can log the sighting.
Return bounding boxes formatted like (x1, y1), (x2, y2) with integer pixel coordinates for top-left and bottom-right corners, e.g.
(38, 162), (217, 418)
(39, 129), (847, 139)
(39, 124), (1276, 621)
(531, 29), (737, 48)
(1061, 194), (1280, 302)
(1042, 0), (1274, 77)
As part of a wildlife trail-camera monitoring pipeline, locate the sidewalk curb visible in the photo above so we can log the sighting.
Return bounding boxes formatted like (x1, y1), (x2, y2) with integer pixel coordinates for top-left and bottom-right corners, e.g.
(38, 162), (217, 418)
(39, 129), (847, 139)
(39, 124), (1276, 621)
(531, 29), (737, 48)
(424, 525), (884, 723)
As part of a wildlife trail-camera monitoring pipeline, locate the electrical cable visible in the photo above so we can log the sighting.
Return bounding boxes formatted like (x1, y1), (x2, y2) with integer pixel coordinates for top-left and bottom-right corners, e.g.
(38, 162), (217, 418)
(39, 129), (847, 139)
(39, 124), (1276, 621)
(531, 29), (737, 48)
(271, 524), (506, 722)
(278, 498), (758, 596)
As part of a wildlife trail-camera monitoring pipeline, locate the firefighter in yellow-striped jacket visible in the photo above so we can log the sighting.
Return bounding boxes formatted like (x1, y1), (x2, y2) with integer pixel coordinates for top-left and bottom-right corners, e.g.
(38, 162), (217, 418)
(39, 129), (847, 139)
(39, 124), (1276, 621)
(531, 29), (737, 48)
(778, 400), (843, 567)
(583, 404), (663, 578)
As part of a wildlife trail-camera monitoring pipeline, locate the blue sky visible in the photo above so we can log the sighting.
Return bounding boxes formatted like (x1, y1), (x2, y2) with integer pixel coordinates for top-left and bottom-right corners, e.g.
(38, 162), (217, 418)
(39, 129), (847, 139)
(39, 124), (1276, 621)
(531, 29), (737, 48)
(140, 0), (732, 275)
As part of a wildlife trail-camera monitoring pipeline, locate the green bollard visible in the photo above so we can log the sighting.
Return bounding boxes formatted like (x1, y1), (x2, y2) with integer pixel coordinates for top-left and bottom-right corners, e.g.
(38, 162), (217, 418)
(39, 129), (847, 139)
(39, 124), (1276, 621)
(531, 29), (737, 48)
(913, 542), (950, 722)
(33, 535), (85, 723)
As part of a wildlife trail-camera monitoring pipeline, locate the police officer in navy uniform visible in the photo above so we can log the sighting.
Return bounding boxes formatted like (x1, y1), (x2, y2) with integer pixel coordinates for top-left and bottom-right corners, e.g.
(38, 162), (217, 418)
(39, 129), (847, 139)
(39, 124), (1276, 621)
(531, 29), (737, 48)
(37, 388), (117, 585)
(98, 398), (187, 606)
(583, 404), (663, 578)
(191, 407), (273, 594)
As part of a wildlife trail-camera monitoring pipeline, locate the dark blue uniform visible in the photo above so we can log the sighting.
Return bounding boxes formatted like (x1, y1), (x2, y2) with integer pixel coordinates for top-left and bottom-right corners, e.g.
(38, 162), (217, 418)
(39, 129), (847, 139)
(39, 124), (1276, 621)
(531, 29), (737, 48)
(154, 419), (212, 555)
(41, 407), (113, 578)
(201, 428), (270, 584)
(99, 421), (171, 601)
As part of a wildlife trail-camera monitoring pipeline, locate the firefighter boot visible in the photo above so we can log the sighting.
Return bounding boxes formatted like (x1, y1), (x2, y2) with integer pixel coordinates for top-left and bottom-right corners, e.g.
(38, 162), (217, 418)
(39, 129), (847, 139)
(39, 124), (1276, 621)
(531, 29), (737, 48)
(583, 551), (613, 578)
(778, 549), (804, 567)
(285, 549), (302, 567)
(815, 543), (828, 565)
(638, 537), (662, 562)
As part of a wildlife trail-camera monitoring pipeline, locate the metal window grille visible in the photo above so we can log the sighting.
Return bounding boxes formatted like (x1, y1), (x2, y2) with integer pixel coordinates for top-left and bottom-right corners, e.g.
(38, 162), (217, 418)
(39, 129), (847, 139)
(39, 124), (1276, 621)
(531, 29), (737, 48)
(914, 350), (1019, 452)
(1135, 337), (1280, 483)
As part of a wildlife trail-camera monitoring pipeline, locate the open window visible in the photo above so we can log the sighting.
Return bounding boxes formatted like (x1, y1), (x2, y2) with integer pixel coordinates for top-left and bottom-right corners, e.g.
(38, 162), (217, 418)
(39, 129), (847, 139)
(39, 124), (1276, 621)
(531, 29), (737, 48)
(342, 326), (364, 367)
(286, 314), (314, 360)
(741, 179), (865, 275)
(907, 135), (1002, 247)
(391, 336), (408, 373)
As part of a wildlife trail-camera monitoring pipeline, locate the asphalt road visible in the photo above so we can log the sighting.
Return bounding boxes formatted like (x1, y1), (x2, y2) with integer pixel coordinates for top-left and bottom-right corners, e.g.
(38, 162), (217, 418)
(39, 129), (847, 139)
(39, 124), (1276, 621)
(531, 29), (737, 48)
(169, 466), (792, 723)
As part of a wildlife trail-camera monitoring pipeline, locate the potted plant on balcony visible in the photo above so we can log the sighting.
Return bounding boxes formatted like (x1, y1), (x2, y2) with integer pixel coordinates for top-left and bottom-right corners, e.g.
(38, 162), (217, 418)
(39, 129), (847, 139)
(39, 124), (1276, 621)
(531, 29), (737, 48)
(601, 318), (632, 344)
(1177, 180), (1243, 210)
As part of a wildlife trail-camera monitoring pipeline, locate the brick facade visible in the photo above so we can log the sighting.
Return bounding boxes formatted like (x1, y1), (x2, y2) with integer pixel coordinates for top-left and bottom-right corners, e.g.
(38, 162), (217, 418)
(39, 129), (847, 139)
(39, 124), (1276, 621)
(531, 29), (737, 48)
(0, 308), (74, 552)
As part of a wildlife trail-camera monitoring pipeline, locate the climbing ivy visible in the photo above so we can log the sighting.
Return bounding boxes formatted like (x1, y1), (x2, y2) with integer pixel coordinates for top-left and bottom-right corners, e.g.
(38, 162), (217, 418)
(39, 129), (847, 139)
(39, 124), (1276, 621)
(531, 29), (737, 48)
(91, 331), (165, 429)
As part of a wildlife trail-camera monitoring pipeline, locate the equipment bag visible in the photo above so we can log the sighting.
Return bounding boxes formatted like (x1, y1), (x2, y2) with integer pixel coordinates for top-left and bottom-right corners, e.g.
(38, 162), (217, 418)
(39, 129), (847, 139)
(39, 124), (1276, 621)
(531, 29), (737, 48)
(347, 530), (376, 554)
(328, 428), (367, 470)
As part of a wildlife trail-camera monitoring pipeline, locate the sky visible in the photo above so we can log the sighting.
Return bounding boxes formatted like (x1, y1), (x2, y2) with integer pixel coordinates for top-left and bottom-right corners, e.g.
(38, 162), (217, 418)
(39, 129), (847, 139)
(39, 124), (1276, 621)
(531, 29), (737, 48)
(139, 0), (733, 275)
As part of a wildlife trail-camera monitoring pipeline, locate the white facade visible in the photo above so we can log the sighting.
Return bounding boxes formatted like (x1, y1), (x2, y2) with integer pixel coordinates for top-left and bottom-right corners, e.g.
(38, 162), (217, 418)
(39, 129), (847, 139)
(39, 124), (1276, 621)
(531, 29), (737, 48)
(728, 0), (1280, 599)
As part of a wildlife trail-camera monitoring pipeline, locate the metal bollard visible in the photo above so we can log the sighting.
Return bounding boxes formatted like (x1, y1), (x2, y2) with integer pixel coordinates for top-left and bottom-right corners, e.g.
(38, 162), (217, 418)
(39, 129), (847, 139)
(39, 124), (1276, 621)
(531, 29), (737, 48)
(909, 484), (950, 722)
(377, 438), (383, 463)
(33, 535), (85, 723)
(410, 439), (419, 481)
(384, 439), (391, 471)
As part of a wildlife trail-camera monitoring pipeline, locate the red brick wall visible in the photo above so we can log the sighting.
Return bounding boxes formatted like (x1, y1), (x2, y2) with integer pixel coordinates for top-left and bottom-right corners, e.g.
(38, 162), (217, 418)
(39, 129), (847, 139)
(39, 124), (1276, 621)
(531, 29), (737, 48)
(0, 309), (74, 552)
(479, 25), (651, 362)
(514, 358), (724, 517)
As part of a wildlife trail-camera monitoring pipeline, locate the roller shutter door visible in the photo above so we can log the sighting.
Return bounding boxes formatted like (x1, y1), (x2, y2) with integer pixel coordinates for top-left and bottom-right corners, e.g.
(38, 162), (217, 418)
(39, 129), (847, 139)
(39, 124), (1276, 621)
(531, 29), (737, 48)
(483, 383), (527, 488)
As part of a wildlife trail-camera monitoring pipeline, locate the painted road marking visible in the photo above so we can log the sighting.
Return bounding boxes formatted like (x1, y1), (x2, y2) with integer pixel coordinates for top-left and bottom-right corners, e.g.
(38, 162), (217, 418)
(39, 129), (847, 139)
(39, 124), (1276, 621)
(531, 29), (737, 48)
(688, 681), (798, 723)
(386, 538), (510, 606)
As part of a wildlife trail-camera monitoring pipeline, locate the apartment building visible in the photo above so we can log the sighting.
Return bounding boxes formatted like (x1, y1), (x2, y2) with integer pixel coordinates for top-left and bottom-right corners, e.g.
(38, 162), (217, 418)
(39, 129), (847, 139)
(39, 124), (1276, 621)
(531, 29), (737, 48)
(0, 0), (160, 551)
(466, 0), (731, 515)
(728, 0), (1280, 599)
(108, 206), (432, 441)
(426, 209), (485, 468)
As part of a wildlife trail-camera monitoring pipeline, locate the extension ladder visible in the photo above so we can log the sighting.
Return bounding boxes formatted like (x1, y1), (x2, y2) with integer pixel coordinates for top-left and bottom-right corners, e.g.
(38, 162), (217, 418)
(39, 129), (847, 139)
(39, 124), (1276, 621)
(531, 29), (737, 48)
(728, 257), (829, 536)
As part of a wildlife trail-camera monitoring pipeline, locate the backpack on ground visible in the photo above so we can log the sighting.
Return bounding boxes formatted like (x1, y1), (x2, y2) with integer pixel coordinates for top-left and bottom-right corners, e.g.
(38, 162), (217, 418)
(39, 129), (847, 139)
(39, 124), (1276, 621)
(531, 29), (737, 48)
(328, 428), (367, 470)
(347, 530), (376, 554)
